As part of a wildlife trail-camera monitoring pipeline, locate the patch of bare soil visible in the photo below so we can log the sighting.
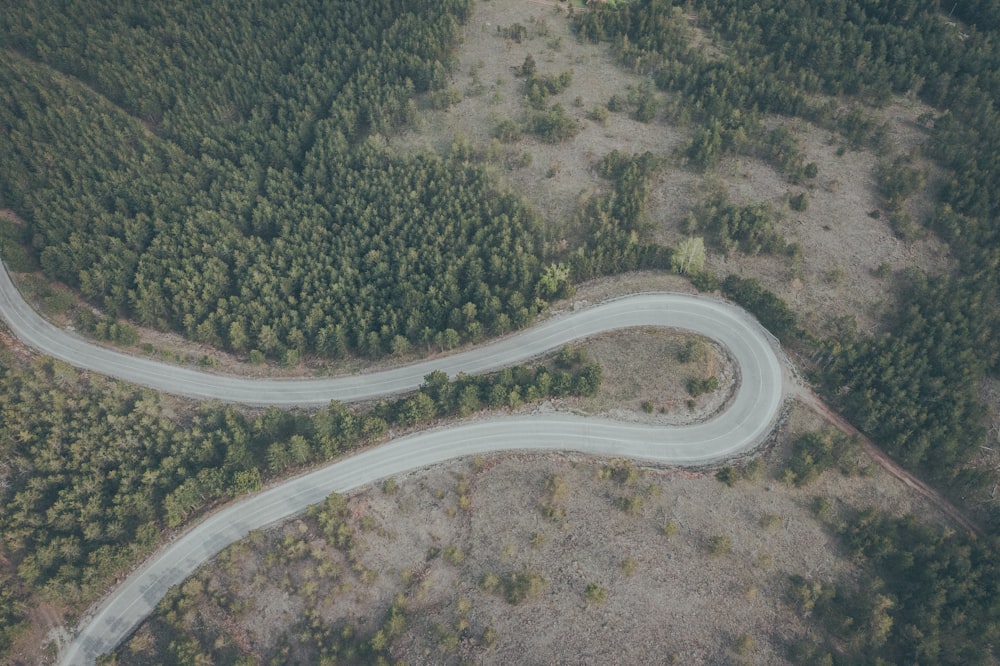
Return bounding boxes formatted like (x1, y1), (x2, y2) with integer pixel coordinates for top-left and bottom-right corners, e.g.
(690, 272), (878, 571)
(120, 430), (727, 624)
(125, 401), (955, 665)
(3, 601), (70, 666)
(392, 0), (955, 348)
(0, 209), (26, 225)
(390, 0), (689, 237)
(555, 269), (699, 306)
(652, 99), (952, 339)
(569, 327), (736, 424)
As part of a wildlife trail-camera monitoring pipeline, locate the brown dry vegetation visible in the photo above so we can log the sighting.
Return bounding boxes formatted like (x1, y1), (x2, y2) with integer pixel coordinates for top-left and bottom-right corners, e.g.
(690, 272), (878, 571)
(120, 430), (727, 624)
(108, 6), (973, 662)
(971, 377), (1000, 513)
(686, 102), (951, 339)
(391, 0), (689, 238)
(120, 401), (957, 665)
(569, 328), (736, 423)
(392, 0), (952, 344)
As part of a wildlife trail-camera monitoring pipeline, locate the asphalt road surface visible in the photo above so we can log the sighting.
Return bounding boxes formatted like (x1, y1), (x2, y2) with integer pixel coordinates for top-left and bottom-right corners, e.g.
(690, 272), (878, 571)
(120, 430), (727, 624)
(0, 262), (786, 665)
(2, 262), (782, 407)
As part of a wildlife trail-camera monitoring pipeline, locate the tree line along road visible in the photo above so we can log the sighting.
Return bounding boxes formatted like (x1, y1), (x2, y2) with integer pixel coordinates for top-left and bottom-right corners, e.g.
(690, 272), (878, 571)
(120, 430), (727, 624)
(0, 261), (787, 665)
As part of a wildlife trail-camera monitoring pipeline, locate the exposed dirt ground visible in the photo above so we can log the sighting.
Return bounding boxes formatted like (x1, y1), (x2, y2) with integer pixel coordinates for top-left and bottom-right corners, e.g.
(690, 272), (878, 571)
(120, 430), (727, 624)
(117, 400), (955, 666)
(391, 0), (689, 237)
(971, 376), (1000, 516)
(569, 327), (736, 424)
(103, 7), (971, 663)
(686, 103), (952, 339)
(391, 0), (954, 342)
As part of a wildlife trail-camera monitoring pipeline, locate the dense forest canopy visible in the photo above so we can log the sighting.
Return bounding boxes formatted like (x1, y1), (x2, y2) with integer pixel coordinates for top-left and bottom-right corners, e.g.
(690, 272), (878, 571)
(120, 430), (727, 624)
(0, 341), (601, 654)
(792, 511), (1000, 664)
(577, 0), (1000, 524)
(0, 0), (550, 361)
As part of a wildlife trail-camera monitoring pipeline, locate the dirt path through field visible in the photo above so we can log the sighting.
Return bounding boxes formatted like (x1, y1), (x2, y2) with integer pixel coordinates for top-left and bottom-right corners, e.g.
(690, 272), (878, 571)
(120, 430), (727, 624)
(794, 387), (981, 534)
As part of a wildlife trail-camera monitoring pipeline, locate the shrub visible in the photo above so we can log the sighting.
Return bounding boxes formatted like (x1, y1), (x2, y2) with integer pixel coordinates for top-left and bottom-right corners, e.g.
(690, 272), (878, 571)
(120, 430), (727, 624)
(480, 572), (501, 593)
(687, 375), (719, 397)
(735, 634), (755, 656)
(707, 535), (732, 556)
(614, 495), (643, 514)
(528, 104), (580, 143)
(503, 571), (547, 604)
(789, 191), (809, 211)
(589, 104), (610, 125)
(443, 545), (465, 565)
(716, 465), (740, 487)
(584, 583), (607, 604)
(493, 118), (522, 143)
(761, 514), (783, 530)
(690, 271), (720, 292)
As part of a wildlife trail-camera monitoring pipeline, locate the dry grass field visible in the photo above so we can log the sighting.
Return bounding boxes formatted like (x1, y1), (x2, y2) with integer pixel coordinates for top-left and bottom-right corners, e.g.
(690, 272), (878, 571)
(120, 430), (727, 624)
(116, 400), (955, 665)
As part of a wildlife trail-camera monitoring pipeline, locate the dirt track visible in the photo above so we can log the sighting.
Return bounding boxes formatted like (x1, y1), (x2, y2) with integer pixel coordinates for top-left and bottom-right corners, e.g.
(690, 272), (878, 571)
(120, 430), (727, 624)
(794, 388), (981, 535)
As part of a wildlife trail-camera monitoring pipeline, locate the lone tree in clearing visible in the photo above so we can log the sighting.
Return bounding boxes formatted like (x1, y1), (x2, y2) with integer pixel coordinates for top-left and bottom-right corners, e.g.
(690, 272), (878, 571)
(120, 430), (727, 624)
(672, 236), (707, 275)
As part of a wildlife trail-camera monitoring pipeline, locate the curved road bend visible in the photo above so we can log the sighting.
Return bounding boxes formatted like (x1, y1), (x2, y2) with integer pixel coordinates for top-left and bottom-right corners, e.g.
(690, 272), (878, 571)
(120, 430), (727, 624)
(0, 262), (786, 664)
(1, 261), (783, 407)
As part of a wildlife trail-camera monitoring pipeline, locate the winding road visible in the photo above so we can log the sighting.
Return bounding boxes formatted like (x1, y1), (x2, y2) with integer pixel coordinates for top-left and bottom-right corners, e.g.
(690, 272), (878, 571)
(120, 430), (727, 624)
(0, 262), (787, 664)
(1, 264), (783, 408)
